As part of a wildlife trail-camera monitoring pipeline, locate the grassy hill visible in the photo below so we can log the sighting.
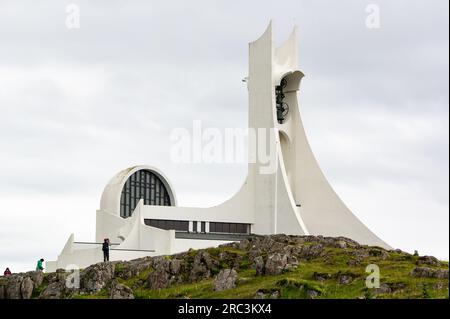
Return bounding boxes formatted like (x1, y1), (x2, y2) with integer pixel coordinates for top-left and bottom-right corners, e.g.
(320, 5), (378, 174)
(1, 235), (448, 299)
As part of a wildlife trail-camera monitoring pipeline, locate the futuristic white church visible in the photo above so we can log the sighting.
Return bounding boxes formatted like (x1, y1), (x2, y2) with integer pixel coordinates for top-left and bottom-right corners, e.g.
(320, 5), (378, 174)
(47, 23), (389, 272)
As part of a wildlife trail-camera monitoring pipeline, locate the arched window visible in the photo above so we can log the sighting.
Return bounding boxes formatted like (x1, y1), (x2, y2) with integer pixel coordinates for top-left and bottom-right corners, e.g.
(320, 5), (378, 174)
(120, 170), (172, 218)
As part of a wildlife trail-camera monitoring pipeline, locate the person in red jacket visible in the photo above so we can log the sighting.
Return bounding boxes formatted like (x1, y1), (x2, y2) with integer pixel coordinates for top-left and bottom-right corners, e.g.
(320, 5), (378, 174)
(4, 267), (12, 276)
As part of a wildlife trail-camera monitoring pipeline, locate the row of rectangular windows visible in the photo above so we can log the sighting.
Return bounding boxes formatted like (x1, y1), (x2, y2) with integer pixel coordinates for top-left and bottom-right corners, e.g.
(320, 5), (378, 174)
(144, 219), (251, 234)
(144, 219), (189, 232)
(209, 222), (250, 234)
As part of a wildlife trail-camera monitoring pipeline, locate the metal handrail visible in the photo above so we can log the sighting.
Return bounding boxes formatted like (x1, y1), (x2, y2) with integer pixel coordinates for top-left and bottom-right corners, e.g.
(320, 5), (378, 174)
(111, 248), (155, 253)
(74, 241), (120, 246)
(73, 242), (155, 253)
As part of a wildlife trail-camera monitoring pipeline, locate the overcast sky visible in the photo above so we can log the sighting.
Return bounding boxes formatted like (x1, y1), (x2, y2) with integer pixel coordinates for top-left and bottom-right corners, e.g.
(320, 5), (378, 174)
(0, 0), (448, 273)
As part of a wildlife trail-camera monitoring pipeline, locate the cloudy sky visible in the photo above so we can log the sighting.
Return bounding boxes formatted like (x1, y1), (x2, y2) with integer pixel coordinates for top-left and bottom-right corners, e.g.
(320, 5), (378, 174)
(0, 0), (448, 272)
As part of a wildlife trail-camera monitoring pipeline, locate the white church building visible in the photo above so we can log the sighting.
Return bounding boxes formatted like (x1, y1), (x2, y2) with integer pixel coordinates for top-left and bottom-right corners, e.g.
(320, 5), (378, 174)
(46, 23), (389, 272)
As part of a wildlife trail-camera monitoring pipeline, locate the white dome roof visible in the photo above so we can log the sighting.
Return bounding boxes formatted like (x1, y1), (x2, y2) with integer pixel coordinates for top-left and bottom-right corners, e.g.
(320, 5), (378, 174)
(99, 165), (177, 216)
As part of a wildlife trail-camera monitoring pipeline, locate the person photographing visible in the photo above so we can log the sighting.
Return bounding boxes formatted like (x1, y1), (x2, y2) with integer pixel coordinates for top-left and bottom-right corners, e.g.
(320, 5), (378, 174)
(102, 238), (111, 262)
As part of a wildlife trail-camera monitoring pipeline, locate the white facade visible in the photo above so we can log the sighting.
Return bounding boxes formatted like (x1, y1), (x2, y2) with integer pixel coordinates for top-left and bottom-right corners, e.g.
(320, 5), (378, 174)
(47, 23), (389, 272)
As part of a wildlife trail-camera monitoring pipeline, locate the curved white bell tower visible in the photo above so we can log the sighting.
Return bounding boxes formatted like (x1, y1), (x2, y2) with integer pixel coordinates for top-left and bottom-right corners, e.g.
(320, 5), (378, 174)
(245, 22), (389, 248)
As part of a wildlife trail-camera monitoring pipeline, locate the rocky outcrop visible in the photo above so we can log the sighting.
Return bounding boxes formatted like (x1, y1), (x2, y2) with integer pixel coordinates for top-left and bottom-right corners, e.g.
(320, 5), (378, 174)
(39, 282), (67, 299)
(214, 269), (237, 291)
(416, 256), (441, 267)
(39, 269), (78, 299)
(0, 271), (45, 299)
(147, 268), (170, 290)
(265, 254), (289, 276)
(109, 280), (134, 299)
(313, 272), (332, 282)
(1, 235), (448, 299)
(254, 289), (280, 299)
(20, 277), (34, 299)
(146, 257), (184, 290)
(369, 248), (390, 260)
(410, 267), (449, 279)
(5, 275), (23, 299)
(189, 251), (215, 282)
(26, 271), (44, 288)
(254, 252), (298, 276)
(47, 269), (68, 284)
(254, 256), (265, 276)
(115, 257), (153, 280)
(337, 274), (354, 285)
(80, 262), (115, 293)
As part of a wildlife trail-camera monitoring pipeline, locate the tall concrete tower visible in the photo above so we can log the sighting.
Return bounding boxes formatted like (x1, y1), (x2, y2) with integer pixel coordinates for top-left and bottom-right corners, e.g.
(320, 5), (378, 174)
(246, 22), (389, 248)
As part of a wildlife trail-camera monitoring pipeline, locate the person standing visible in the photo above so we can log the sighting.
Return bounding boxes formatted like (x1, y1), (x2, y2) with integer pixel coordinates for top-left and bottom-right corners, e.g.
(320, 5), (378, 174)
(36, 258), (44, 271)
(102, 238), (110, 262)
(4, 267), (12, 276)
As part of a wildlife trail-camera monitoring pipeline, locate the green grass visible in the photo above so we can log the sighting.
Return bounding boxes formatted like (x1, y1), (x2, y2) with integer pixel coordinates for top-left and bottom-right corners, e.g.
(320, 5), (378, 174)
(29, 239), (449, 299)
(122, 246), (449, 299)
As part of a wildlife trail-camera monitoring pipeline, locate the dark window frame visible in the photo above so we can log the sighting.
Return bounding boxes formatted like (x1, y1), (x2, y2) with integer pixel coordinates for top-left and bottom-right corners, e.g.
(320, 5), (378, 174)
(120, 170), (172, 218)
(144, 219), (189, 232)
(209, 222), (250, 234)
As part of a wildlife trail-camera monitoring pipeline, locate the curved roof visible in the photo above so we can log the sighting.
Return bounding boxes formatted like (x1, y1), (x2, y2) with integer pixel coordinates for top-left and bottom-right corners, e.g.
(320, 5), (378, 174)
(99, 165), (177, 216)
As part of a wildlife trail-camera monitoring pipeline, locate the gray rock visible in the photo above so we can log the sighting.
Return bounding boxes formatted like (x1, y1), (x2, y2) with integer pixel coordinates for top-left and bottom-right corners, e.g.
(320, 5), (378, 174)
(152, 256), (171, 273)
(322, 236), (360, 249)
(0, 272), (44, 299)
(147, 268), (170, 290)
(254, 289), (280, 299)
(297, 244), (324, 260)
(254, 256), (265, 276)
(109, 281), (134, 299)
(347, 258), (362, 267)
(374, 283), (391, 294)
(306, 289), (319, 299)
(5, 275), (23, 299)
(269, 291), (280, 299)
(416, 256), (440, 267)
(26, 271), (44, 288)
(265, 253), (288, 275)
(47, 269), (68, 284)
(169, 259), (182, 275)
(239, 239), (250, 251)
(254, 291), (265, 299)
(313, 272), (332, 282)
(39, 282), (66, 299)
(81, 262), (115, 293)
(115, 257), (153, 280)
(350, 249), (370, 259)
(20, 276), (34, 299)
(143, 257), (183, 289)
(410, 267), (449, 279)
(369, 248), (390, 260)
(214, 269), (237, 291)
(337, 240), (347, 249)
(189, 251), (214, 281)
(338, 275), (353, 285)
(0, 284), (5, 299)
